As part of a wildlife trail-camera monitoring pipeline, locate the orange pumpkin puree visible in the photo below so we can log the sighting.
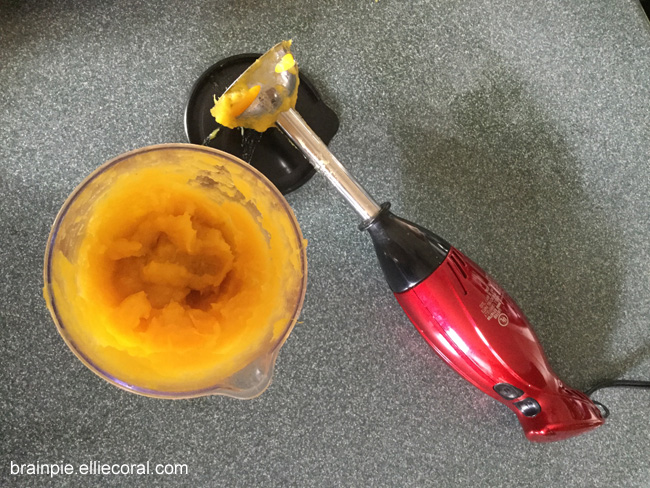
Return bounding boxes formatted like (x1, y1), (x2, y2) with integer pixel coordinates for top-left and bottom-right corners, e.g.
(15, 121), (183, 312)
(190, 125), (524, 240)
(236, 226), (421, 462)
(47, 153), (305, 393)
(211, 40), (299, 132)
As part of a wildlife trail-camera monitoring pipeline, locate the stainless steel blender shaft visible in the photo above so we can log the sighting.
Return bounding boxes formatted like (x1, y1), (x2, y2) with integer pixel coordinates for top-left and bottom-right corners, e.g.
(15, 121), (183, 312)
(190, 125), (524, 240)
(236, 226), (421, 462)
(276, 108), (381, 221)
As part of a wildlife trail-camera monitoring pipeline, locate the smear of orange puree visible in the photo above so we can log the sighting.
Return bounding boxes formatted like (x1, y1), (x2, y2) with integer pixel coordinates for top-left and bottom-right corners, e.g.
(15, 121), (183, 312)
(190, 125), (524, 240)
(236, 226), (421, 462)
(211, 40), (299, 132)
(48, 155), (305, 393)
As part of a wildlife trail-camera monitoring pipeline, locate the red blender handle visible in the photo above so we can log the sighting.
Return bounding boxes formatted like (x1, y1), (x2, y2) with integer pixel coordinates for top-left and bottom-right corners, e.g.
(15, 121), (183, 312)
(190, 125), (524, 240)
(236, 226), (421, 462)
(395, 248), (604, 441)
(363, 204), (604, 442)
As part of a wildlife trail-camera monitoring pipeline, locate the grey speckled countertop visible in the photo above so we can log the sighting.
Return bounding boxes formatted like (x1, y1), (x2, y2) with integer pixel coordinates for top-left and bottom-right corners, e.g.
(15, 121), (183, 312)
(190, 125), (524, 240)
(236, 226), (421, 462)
(2, 1), (650, 487)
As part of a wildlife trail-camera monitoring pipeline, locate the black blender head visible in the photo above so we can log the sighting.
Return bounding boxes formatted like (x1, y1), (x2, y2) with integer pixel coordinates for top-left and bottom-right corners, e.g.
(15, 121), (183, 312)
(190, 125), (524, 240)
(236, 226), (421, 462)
(185, 53), (340, 194)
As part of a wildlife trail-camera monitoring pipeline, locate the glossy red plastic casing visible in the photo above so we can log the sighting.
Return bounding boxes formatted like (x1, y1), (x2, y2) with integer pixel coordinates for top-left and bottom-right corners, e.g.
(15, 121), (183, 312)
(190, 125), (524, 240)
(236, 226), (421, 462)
(395, 247), (604, 442)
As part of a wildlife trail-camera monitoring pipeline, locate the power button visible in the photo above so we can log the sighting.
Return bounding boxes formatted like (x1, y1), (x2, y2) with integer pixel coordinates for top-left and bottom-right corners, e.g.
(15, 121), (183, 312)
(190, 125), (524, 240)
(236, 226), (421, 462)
(514, 398), (541, 417)
(493, 383), (524, 400)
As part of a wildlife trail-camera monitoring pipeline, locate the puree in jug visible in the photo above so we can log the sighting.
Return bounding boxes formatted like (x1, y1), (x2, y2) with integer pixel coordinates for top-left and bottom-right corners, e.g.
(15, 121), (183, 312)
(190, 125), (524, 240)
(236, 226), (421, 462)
(45, 148), (306, 394)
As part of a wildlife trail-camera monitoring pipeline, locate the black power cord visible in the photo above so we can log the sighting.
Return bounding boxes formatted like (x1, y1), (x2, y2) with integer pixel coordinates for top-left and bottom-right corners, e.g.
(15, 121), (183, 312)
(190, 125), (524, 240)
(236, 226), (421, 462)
(584, 380), (650, 418)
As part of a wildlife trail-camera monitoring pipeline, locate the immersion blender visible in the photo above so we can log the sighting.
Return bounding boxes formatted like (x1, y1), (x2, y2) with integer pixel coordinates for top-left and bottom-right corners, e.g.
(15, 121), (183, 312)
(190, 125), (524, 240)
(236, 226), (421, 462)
(217, 42), (605, 442)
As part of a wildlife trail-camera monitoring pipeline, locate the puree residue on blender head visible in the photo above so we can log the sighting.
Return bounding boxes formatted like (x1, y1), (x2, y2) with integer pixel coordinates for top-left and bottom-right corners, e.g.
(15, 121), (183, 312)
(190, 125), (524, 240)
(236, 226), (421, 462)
(210, 40), (299, 133)
(47, 153), (305, 393)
